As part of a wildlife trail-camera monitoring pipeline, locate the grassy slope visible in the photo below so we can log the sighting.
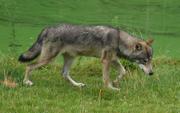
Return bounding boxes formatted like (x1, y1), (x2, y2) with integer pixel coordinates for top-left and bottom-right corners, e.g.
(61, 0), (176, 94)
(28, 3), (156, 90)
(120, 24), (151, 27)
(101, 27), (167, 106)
(0, 56), (180, 113)
(0, 0), (180, 113)
(0, 0), (180, 57)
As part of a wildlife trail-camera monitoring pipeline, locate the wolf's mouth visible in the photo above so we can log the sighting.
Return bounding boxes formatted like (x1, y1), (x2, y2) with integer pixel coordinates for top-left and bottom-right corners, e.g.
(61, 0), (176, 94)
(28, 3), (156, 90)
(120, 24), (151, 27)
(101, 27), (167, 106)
(138, 64), (153, 76)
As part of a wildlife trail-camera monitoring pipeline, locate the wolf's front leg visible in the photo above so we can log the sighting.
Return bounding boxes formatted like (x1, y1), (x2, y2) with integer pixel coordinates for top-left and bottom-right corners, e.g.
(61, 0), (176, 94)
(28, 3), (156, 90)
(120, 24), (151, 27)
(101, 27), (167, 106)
(102, 59), (120, 91)
(111, 60), (126, 87)
(101, 50), (120, 91)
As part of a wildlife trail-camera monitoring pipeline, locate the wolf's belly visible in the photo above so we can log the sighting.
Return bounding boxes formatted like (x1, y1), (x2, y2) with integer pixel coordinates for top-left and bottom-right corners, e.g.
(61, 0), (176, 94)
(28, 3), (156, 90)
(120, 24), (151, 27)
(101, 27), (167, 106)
(60, 45), (101, 57)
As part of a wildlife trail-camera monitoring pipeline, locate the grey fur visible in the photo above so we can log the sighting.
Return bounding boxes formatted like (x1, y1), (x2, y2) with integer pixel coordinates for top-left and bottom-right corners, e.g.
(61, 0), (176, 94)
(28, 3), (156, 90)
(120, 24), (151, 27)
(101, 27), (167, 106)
(19, 23), (154, 90)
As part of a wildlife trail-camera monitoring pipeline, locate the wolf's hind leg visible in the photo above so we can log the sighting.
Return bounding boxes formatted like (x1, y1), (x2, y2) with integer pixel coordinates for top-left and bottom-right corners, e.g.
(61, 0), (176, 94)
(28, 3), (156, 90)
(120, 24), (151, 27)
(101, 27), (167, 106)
(112, 60), (126, 87)
(24, 60), (50, 86)
(61, 53), (85, 87)
(23, 45), (59, 86)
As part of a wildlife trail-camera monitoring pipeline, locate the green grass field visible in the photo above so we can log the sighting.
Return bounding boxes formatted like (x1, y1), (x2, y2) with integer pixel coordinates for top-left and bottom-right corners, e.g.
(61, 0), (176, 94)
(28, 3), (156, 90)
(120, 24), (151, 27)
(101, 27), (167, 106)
(0, 0), (180, 113)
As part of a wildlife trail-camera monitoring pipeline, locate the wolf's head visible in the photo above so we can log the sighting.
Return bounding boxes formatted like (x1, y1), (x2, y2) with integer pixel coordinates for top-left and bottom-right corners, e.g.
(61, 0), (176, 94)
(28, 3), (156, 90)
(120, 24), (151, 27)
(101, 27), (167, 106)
(129, 39), (154, 75)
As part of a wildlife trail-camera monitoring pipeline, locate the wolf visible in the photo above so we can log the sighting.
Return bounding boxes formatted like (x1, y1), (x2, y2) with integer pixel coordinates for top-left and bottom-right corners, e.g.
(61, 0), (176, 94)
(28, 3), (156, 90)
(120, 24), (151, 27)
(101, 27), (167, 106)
(18, 23), (154, 90)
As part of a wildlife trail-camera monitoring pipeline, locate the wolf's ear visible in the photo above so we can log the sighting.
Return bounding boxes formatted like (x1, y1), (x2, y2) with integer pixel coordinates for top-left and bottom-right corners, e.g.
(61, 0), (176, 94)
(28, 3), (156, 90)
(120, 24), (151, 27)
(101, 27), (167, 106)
(135, 43), (142, 51)
(146, 39), (154, 46)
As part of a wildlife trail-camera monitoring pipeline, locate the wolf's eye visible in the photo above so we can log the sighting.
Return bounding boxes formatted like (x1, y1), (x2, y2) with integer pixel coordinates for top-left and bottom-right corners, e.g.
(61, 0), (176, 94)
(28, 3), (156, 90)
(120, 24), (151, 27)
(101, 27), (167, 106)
(135, 43), (142, 51)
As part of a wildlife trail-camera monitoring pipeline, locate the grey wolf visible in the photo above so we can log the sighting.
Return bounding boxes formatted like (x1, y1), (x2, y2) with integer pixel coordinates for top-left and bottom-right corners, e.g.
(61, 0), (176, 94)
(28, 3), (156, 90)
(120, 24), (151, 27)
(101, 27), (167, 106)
(18, 23), (154, 90)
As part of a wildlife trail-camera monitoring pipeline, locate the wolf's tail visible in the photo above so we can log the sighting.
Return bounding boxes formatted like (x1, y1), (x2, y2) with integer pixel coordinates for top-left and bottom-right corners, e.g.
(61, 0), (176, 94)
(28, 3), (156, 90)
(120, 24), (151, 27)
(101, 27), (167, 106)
(18, 28), (47, 63)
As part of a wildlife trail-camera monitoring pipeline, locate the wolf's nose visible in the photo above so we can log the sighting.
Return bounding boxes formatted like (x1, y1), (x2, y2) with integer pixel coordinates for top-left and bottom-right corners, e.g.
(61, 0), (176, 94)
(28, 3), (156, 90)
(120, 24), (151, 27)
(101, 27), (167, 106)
(149, 72), (153, 75)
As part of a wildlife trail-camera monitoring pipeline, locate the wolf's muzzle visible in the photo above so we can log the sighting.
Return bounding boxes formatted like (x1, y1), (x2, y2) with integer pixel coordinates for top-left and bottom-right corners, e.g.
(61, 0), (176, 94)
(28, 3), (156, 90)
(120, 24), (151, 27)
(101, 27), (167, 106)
(138, 63), (153, 76)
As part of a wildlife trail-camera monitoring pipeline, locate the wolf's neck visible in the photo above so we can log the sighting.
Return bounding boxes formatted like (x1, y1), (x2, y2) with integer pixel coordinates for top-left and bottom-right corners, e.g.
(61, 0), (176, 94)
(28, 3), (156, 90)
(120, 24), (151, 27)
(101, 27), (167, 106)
(117, 30), (139, 58)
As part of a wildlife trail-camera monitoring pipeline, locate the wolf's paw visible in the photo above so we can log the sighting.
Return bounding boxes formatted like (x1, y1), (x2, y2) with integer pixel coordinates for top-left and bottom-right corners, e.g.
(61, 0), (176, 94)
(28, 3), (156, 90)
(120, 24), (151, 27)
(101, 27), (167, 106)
(108, 84), (120, 91)
(109, 86), (120, 91)
(23, 80), (33, 86)
(112, 80), (120, 88)
(76, 83), (86, 88)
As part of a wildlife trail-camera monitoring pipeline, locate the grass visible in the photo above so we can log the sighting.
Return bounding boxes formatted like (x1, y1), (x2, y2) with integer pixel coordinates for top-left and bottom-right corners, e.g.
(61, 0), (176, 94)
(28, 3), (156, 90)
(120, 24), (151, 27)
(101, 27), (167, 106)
(0, 0), (180, 112)
(0, 55), (180, 113)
